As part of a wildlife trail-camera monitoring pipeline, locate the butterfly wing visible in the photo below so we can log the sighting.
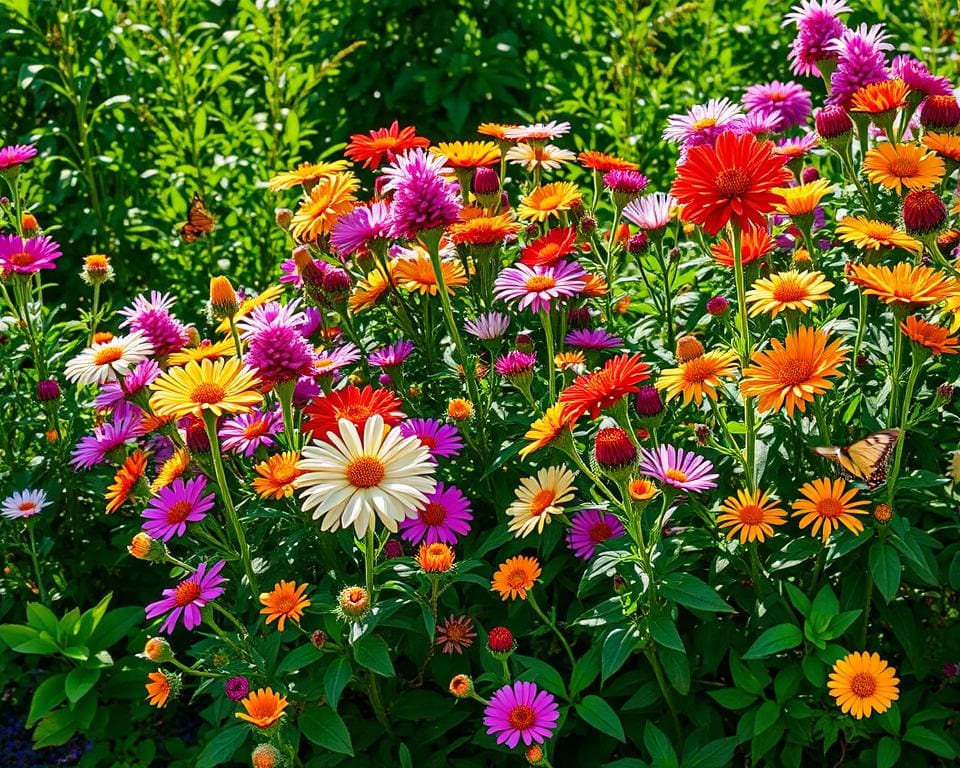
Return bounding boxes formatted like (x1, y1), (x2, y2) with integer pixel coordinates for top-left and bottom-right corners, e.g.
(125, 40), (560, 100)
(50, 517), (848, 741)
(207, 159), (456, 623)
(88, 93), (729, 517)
(845, 428), (900, 488)
(813, 445), (860, 481)
(179, 193), (215, 242)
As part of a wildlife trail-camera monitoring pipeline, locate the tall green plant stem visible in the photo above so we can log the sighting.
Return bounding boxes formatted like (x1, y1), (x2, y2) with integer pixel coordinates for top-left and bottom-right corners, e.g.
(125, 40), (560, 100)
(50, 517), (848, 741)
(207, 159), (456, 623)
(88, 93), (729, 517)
(26, 521), (47, 603)
(364, 526), (377, 603)
(540, 310), (557, 402)
(527, 591), (576, 669)
(732, 226), (756, 491)
(645, 646), (682, 741)
(886, 352), (924, 505)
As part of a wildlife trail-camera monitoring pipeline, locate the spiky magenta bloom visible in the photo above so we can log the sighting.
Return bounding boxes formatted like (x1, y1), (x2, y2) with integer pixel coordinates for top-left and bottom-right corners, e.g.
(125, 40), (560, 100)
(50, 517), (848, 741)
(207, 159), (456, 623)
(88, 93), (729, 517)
(464, 311), (510, 340)
(494, 259), (587, 313)
(565, 328), (623, 351)
(0, 144), (37, 170)
(397, 482), (473, 545)
(240, 300), (316, 384)
(141, 477), (216, 541)
(314, 343), (362, 377)
(483, 681), (560, 749)
(890, 55), (953, 97)
(238, 300), (307, 338)
(225, 676), (249, 702)
(399, 418), (464, 461)
(776, 133), (819, 158)
(2, 489), (49, 520)
(815, 105), (853, 138)
(827, 24), (892, 108)
(783, 0), (851, 77)
(602, 169), (649, 194)
(70, 411), (145, 469)
(706, 296), (730, 315)
(368, 340), (414, 370)
(95, 359), (162, 411)
(220, 407), (283, 456)
(331, 201), (391, 256)
(663, 98), (743, 148)
(280, 258), (302, 288)
(0, 234), (62, 274)
(145, 560), (227, 634)
(743, 81), (812, 131)
(118, 291), (190, 356)
(566, 508), (626, 559)
(318, 260), (351, 294)
(623, 192), (676, 231)
(731, 111), (784, 137)
(639, 444), (719, 493)
(382, 149), (460, 239)
(494, 350), (536, 379)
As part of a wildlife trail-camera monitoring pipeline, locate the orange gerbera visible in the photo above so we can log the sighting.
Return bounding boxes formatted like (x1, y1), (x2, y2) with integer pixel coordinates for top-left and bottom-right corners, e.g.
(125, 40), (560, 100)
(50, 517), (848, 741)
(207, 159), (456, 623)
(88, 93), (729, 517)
(236, 688), (289, 728)
(252, 452), (303, 499)
(519, 403), (574, 459)
(449, 213), (519, 245)
(901, 315), (959, 355)
(921, 132), (960, 163)
(657, 349), (739, 406)
(828, 652), (900, 719)
(791, 477), (869, 541)
(670, 130), (791, 236)
(579, 273), (608, 297)
(849, 79), (910, 115)
(349, 264), (396, 313)
(260, 580), (311, 631)
(520, 226), (578, 266)
(290, 173), (359, 241)
(835, 217), (921, 253)
(477, 123), (519, 141)
(716, 488), (787, 543)
(862, 143), (944, 193)
(303, 384), (404, 440)
(578, 150), (639, 172)
(740, 327), (848, 415)
(491, 555), (541, 600)
(517, 182), (582, 222)
(417, 542), (456, 573)
(344, 121), (429, 169)
(558, 353), (651, 421)
(554, 350), (586, 371)
(846, 262), (955, 308)
(106, 449), (148, 514)
(746, 270), (835, 317)
(432, 141), (500, 168)
(151, 448), (190, 493)
(394, 254), (468, 295)
(145, 671), (172, 708)
(268, 160), (351, 191)
(710, 226), (774, 267)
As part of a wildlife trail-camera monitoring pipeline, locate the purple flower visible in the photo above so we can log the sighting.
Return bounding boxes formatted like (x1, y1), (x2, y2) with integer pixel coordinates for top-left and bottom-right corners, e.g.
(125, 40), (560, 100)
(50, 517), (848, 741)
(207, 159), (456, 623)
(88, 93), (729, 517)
(0, 234), (62, 274)
(494, 350), (536, 379)
(398, 482), (472, 545)
(566, 509), (626, 559)
(663, 98), (743, 148)
(483, 681), (559, 749)
(95, 360), (161, 411)
(141, 477), (216, 541)
(775, 133), (819, 159)
(731, 111), (784, 138)
(494, 259), (587, 313)
(623, 192), (675, 231)
(331, 201), (391, 256)
(220, 407), (283, 457)
(279, 258), (302, 289)
(602, 169), (649, 194)
(742, 81), (812, 131)
(399, 418), (463, 461)
(118, 291), (190, 356)
(639, 444), (718, 493)
(225, 676), (250, 701)
(828, 24), (892, 108)
(368, 340), (414, 370)
(891, 55), (953, 97)
(784, 0), (851, 77)
(145, 560), (227, 634)
(0, 144), (37, 170)
(240, 301), (316, 384)
(70, 411), (145, 469)
(2, 489), (49, 520)
(382, 149), (460, 239)
(464, 311), (511, 340)
(314, 343), (362, 377)
(565, 328), (623, 351)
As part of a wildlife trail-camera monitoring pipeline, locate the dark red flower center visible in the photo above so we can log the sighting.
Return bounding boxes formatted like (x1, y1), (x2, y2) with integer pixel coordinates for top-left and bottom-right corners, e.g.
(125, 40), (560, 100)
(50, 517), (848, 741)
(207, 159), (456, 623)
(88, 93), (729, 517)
(715, 168), (752, 196)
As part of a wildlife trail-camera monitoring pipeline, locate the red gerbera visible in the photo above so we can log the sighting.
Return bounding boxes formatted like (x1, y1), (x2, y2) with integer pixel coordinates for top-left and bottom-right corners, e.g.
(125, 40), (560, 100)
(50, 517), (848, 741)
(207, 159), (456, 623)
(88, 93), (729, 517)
(670, 131), (791, 236)
(558, 353), (651, 422)
(303, 385), (406, 441)
(710, 226), (774, 267)
(520, 227), (578, 267)
(577, 150), (639, 173)
(344, 121), (430, 169)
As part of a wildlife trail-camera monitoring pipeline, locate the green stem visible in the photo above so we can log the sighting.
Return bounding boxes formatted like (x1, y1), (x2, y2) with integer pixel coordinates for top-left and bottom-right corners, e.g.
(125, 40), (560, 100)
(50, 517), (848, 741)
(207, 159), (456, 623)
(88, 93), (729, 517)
(813, 397), (832, 445)
(26, 521), (47, 603)
(808, 546), (825, 594)
(229, 317), (243, 361)
(276, 379), (299, 451)
(732, 226), (756, 492)
(887, 354), (923, 505)
(645, 646), (682, 742)
(527, 590), (576, 669)
(365, 525), (377, 603)
(888, 314), (905, 426)
(540, 309), (556, 402)
(89, 283), (101, 344)
(367, 671), (392, 732)
(169, 657), (225, 678)
(845, 290), (868, 393)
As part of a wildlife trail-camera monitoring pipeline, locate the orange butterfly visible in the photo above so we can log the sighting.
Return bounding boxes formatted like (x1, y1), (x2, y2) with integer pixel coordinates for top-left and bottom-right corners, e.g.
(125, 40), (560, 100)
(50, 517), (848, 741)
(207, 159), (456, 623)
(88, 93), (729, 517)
(813, 429), (900, 488)
(179, 193), (215, 243)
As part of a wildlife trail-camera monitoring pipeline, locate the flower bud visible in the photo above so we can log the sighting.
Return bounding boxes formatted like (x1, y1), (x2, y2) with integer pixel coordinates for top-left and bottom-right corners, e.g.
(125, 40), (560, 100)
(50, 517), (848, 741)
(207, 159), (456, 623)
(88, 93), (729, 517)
(816, 105), (853, 141)
(486, 626), (516, 659)
(706, 296), (729, 316)
(613, 574), (627, 593)
(185, 418), (211, 453)
(936, 382), (955, 403)
(338, 585), (371, 621)
(21, 213), (39, 233)
(903, 190), (947, 238)
(447, 398), (473, 422)
(449, 673), (474, 698)
(603, 169), (649, 209)
(128, 532), (165, 561)
(472, 167), (501, 208)
(36, 378), (60, 402)
(495, 350), (536, 390)
(872, 503), (893, 525)
(416, 542), (455, 573)
(675, 335), (704, 363)
(694, 423), (711, 446)
(311, 630), (327, 649)
(81, 254), (114, 285)
(944, 662), (960, 679)
(225, 676), (250, 701)
(141, 637), (174, 663)
(514, 333), (534, 354)
(209, 276), (239, 319)
(251, 743), (284, 768)
(93, 331), (114, 344)
(384, 539), (404, 559)
(628, 477), (659, 503)
(567, 307), (592, 328)
(634, 385), (664, 428)
(593, 425), (637, 478)
(627, 232), (649, 255)
(275, 207), (293, 230)
(919, 95), (960, 131)
(526, 745), (547, 766)
(800, 167), (820, 184)
(856, 352), (870, 369)
(579, 215), (597, 235)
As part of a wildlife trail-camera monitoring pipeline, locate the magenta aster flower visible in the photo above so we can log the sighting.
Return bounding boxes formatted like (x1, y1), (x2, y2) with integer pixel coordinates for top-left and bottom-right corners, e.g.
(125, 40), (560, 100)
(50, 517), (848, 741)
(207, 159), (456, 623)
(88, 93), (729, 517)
(483, 681), (559, 749)
(331, 201), (391, 256)
(464, 311), (511, 340)
(639, 444), (718, 493)
(118, 291), (190, 357)
(368, 340), (414, 370)
(623, 192), (675, 231)
(240, 301), (316, 384)
(397, 482), (472, 545)
(280, 258), (302, 289)
(0, 144), (37, 170)
(0, 234), (62, 274)
(220, 407), (283, 456)
(2, 489), (49, 520)
(566, 509), (626, 559)
(602, 169), (649, 195)
(494, 350), (536, 379)
(784, 0), (851, 77)
(141, 477), (215, 541)
(314, 343), (362, 377)
(565, 328), (623, 351)
(773, 133), (819, 160)
(95, 359), (162, 411)
(663, 98), (743, 148)
(399, 418), (464, 461)
(828, 24), (892, 107)
(742, 81), (812, 131)
(70, 411), (145, 469)
(494, 260), (587, 313)
(891, 55), (953, 98)
(382, 149), (460, 239)
(225, 676), (249, 701)
(145, 560), (227, 634)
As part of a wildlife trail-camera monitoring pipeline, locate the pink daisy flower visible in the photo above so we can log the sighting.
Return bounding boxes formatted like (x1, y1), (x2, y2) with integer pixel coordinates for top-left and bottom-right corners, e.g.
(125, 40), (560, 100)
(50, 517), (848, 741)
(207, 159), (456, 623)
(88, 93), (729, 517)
(565, 328), (622, 351)
(314, 343), (362, 377)
(2, 489), (49, 520)
(494, 259), (587, 313)
(566, 509), (626, 559)
(639, 445), (718, 493)
(220, 407), (283, 457)
(0, 144), (37, 170)
(662, 98), (743, 148)
(464, 311), (511, 340)
(0, 234), (62, 274)
(145, 560), (227, 634)
(622, 192), (675, 231)
(95, 360), (162, 411)
(399, 418), (464, 461)
(504, 121), (571, 142)
(398, 482), (472, 545)
(381, 149), (460, 239)
(280, 258), (302, 289)
(742, 81), (812, 131)
(141, 477), (216, 541)
(70, 411), (145, 469)
(891, 55), (953, 98)
(368, 340), (414, 370)
(239, 301), (316, 384)
(483, 681), (560, 749)
(330, 201), (391, 256)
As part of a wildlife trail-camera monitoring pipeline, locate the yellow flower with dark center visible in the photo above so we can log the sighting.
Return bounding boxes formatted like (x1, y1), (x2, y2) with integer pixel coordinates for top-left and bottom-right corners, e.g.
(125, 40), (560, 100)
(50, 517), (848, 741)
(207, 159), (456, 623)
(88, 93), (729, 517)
(167, 338), (236, 366)
(151, 448), (191, 493)
(746, 270), (834, 317)
(150, 358), (262, 420)
(791, 477), (869, 541)
(716, 488), (787, 543)
(259, 580), (311, 631)
(517, 182), (581, 222)
(350, 264), (396, 313)
(835, 217), (921, 253)
(449, 213), (519, 245)
(828, 652), (899, 719)
(657, 349), (739, 406)
(862, 143), (944, 193)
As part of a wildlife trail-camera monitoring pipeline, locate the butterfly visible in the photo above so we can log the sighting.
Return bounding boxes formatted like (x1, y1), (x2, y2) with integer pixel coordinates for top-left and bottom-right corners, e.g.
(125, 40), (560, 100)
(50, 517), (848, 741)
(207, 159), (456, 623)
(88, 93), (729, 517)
(813, 428), (900, 488)
(179, 193), (216, 243)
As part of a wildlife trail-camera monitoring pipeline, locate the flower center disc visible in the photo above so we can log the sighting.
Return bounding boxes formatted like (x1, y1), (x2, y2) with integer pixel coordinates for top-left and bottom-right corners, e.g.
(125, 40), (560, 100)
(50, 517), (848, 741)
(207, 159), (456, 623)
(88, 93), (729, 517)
(420, 501), (447, 526)
(243, 419), (270, 439)
(776, 359), (814, 386)
(665, 468), (689, 484)
(525, 275), (557, 292)
(174, 580), (202, 607)
(888, 158), (918, 178)
(816, 498), (844, 519)
(191, 383), (226, 404)
(589, 521), (613, 543)
(10, 251), (34, 267)
(529, 489), (556, 516)
(167, 500), (193, 524)
(772, 280), (807, 303)
(739, 504), (765, 525)
(339, 404), (372, 421)
(508, 704), (537, 730)
(715, 168), (751, 196)
(849, 671), (878, 698)
(94, 346), (124, 366)
(346, 455), (385, 488)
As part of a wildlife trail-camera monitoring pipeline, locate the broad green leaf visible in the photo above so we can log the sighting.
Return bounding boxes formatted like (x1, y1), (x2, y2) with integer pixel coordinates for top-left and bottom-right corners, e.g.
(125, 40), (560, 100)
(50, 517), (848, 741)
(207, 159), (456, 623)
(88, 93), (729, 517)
(32, 709), (77, 749)
(643, 721), (678, 768)
(275, 644), (324, 676)
(602, 626), (639, 683)
(659, 647), (690, 695)
(903, 726), (956, 759)
(869, 543), (901, 604)
(685, 737), (738, 768)
(648, 616), (684, 653)
(753, 700), (780, 736)
(577, 695), (625, 742)
(352, 634), (395, 677)
(26, 603), (60, 637)
(708, 688), (756, 710)
(195, 725), (248, 768)
(660, 574), (734, 613)
(27, 673), (67, 726)
(300, 706), (354, 756)
(742, 624), (803, 659)
(324, 657), (353, 711)
(65, 667), (99, 704)
(876, 737), (900, 768)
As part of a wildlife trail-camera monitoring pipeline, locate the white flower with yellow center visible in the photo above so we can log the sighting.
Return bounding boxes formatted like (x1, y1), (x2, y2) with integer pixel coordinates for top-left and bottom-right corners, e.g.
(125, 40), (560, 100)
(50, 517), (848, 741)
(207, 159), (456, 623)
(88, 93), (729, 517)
(506, 465), (577, 538)
(64, 331), (154, 385)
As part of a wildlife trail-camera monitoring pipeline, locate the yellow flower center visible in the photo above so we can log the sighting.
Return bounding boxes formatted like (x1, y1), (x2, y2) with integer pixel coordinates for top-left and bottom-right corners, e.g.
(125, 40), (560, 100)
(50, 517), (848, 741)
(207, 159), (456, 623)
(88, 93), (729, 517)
(816, 498), (844, 519)
(849, 671), (878, 698)
(888, 157), (919, 178)
(191, 383), (226, 404)
(534, 192), (562, 211)
(167, 500), (193, 524)
(715, 168), (751, 196)
(529, 489), (556, 516)
(174, 580), (202, 607)
(270, 463), (298, 484)
(665, 468), (689, 484)
(508, 704), (537, 730)
(346, 455), (385, 488)
(339, 404), (372, 421)
(771, 278), (808, 303)
(776, 359), (814, 386)
(536, 243), (561, 260)
(93, 346), (124, 366)
(692, 117), (718, 130)
(525, 274), (557, 292)
(738, 504), (765, 525)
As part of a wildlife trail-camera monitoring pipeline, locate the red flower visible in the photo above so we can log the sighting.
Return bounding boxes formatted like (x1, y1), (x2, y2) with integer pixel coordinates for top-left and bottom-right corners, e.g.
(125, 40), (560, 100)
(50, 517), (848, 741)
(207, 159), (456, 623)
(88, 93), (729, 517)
(303, 385), (405, 441)
(520, 227), (578, 267)
(344, 121), (430, 169)
(558, 353), (651, 422)
(670, 131), (791, 236)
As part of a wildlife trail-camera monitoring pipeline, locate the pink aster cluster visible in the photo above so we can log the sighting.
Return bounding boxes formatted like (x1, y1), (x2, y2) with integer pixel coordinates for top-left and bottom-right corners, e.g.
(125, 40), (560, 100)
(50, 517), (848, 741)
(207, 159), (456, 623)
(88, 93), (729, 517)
(118, 291), (191, 357)
(381, 149), (461, 239)
(783, 0), (851, 77)
(827, 24), (893, 108)
(239, 300), (316, 384)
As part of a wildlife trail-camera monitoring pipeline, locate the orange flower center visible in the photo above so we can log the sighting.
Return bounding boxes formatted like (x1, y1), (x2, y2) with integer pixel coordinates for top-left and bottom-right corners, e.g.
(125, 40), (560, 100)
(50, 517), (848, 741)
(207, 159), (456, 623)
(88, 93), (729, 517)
(816, 498), (844, 518)
(536, 243), (561, 260)
(665, 468), (689, 483)
(507, 568), (532, 590)
(444, 624), (466, 642)
(508, 704), (537, 730)
(849, 671), (877, 698)
(715, 168), (751, 196)
(10, 251), (34, 267)
(776, 359), (814, 386)
(771, 279), (808, 303)
(368, 136), (400, 152)
(271, 592), (298, 614)
(738, 504), (765, 525)
(270, 463), (298, 484)
(346, 455), (385, 488)
(682, 356), (719, 384)
(525, 274), (557, 292)
(345, 588), (367, 606)
(692, 117), (718, 130)
(191, 383), (226, 404)
(18, 502), (36, 512)
(420, 501), (447, 526)
(243, 419), (270, 439)
(167, 500), (193, 524)
(418, 435), (437, 449)
(888, 157), (919, 178)
(174, 579), (202, 607)
(339, 404), (372, 421)
(534, 192), (562, 211)
(93, 346), (124, 366)
(589, 520), (613, 542)
(529, 489), (556, 516)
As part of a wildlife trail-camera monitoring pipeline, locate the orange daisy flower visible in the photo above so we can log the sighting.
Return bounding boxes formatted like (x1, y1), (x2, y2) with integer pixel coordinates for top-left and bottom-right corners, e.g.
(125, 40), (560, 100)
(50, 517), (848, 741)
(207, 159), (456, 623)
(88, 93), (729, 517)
(260, 580), (311, 631)
(900, 315), (959, 355)
(554, 350), (586, 371)
(921, 132), (960, 163)
(349, 265), (396, 313)
(628, 477), (659, 502)
(290, 173), (359, 241)
(477, 123), (519, 141)
(432, 141), (500, 168)
(519, 403), (574, 459)
(791, 477), (869, 541)
(491, 555), (541, 600)
(520, 227), (578, 267)
(849, 79), (910, 115)
(846, 262), (955, 308)
(236, 688), (289, 728)
(517, 182), (582, 222)
(710, 226), (774, 267)
(252, 452), (303, 499)
(746, 270), (835, 317)
(268, 160), (351, 191)
(145, 671), (172, 708)
(150, 448), (191, 493)
(345, 121), (429, 169)
(828, 652), (900, 719)
(558, 353), (651, 421)
(716, 488), (787, 543)
(835, 217), (921, 253)
(105, 449), (148, 514)
(580, 273), (608, 297)
(417, 542), (456, 573)
(394, 254), (468, 295)
(303, 384), (404, 440)
(449, 212), (519, 245)
(739, 327), (848, 415)
(578, 150), (638, 172)
(862, 143), (944, 193)
(657, 349), (739, 406)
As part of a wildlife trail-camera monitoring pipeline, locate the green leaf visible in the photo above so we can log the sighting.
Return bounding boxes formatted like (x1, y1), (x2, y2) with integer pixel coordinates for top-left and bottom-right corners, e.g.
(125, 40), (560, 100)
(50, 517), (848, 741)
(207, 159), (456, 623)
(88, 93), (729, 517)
(659, 647), (690, 695)
(753, 700), (780, 735)
(399, 743), (413, 768)
(810, 585), (839, 627)
(784, 583), (811, 616)
(648, 616), (684, 652)
(195, 725), (248, 768)
(87, 606), (142, 653)
(876, 737), (900, 768)
(685, 737), (738, 768)
(0, 624), (58, 654)
(870, 543), (901, 604)
(707, 688), (756, 710)
(516, 655), (567, 698)
(324, 657), (353, 711)
(74, 593), (112, 643)
(602, 626), (639, 683)
(570, 642), (602, 696)
(659, 574), (734, 613)
(742, 624), (803, 659)
(352, 634), (395, 677)
(903, 726), (956, 759)
(27, 673), (67, 727)
(643, 721), (678, 768)
(576, 695), (626, 742)
(26, 603), (60, 637)
(300, 706), (355, 756)
(275, 644), (323, 676)
(64, 667), (99, 704)
(32, 709), (77, 749)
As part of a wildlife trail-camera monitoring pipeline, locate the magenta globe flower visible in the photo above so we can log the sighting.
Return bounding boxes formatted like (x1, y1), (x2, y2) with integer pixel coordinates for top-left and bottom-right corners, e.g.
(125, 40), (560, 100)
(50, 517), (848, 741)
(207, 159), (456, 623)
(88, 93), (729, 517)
(145, 560), (227, 634)
(483, 681), (559, 748)
(639, 444), (719, 493)
(141, 477), (216, 541)
(331, 201), (391, 256)
(827, 24), (892, 108)
(784, 0), (851, 77)
(382, 149), (460, 239)
(566, 509), (626, 559)
(397, 482), (473, 545)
